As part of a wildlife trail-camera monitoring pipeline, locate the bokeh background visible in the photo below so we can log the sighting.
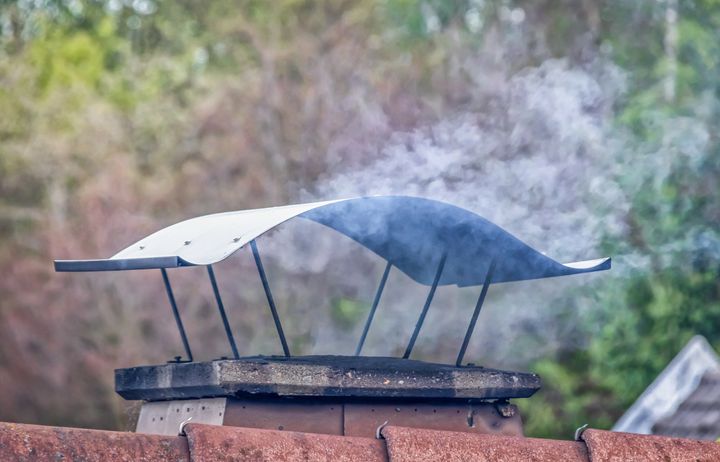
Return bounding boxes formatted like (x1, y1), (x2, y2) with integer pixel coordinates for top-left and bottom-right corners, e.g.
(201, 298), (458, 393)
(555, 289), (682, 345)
(1, 0), (719, 439)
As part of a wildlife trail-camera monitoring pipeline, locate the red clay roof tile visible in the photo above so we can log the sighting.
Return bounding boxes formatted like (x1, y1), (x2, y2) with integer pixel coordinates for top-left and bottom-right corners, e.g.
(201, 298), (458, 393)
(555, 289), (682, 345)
(381, 425), (589, 462)
(581, 428), (720, 462)
(184, 423), (387, 462)
(0, 421), (189, 462)
(4, 419), (720, 461)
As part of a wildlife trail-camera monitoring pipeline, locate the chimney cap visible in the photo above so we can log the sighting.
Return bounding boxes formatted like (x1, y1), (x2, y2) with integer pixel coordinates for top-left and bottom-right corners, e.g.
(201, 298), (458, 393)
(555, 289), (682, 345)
(55, 195), (611, 366)
(54, 195), (610, 286)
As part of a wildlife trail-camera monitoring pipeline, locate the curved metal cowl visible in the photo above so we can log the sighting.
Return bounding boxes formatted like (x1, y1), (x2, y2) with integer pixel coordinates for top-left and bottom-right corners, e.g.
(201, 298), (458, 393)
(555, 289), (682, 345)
(54, 195), (610, 286)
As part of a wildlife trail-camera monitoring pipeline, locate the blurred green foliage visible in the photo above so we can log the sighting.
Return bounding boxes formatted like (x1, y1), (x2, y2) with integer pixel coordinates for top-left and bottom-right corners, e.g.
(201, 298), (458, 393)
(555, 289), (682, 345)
(0, 0), (719, 439)
(331, 297), (369, 330)
(518, 0), (720, 438)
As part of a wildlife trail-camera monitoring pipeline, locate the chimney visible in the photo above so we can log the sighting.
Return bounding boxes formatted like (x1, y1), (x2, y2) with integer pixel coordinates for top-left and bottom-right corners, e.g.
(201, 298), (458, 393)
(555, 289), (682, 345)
(54, 195), (610, 437)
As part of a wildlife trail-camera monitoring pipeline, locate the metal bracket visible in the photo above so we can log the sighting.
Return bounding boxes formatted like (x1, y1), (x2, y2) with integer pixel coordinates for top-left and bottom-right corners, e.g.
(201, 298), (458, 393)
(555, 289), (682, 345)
(207, 265), (240, 359)
(403, 252), (447, 359)
(375, 420), (389, 439)
(178, 417), (193, 436)
(250, 240), (291, 357)
(456, 260), (496, 366)
(161, 269), (193, 362)
(575, 423), (589, 441)
(355, 261), (392, 356)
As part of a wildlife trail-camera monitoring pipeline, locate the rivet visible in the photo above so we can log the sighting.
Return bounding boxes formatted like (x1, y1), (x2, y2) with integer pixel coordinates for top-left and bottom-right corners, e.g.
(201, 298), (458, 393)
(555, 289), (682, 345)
(139, 245), (145, 250)
(184, 240), (191, 245)
(233, 237), (241, 243)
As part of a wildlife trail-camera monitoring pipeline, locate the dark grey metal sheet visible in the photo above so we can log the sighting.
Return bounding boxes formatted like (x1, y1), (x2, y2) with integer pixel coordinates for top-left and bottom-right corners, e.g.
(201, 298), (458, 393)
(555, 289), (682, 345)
(53, 195), (610, 286)
(54, 256), (191, 272)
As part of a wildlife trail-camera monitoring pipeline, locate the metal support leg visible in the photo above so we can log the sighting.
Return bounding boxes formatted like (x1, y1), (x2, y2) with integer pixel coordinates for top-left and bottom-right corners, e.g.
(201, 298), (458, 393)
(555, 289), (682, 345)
(455, 260), (496, 367)
(355, 261), (393, 356)
(161, 269), (193, 362)
(207, 265), (240, 359)
(403, 252), (447, 359)
(250, 240), (291, 357)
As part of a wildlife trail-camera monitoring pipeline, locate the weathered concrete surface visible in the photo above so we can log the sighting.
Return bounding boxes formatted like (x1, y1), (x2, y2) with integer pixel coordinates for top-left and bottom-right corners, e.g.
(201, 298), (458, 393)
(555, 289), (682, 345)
(116, 355), (541, 401)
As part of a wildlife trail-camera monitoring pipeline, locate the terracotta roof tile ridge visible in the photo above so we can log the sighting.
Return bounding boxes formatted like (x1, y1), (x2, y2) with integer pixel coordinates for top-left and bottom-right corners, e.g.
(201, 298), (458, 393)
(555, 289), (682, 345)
(183, 422), (388, 461)
(0, 421), (189, 462)
(581, 428), (720, 461)
(5, 420), (720, 461)
(380, 425), (589, 462)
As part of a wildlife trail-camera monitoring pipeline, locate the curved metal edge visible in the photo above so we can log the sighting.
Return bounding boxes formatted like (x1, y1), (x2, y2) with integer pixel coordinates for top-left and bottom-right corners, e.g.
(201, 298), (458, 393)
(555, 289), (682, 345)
(53, 196), (612, 283)
(563, 257), (612, 271)
(552, 256), (611, 278)
(456, 256), (611, 287)
(111, 198), (348, 263)
(559, 256), (611, 275)
(54, 256), (195, 272)
(53, 198), (352, 272)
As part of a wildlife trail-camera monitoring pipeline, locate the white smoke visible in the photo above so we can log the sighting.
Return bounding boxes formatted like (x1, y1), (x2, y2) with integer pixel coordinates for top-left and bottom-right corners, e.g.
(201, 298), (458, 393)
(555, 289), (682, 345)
(316, 59), (626, 260)
(197, 52), (716, 368)
(246, 58), (631, 367)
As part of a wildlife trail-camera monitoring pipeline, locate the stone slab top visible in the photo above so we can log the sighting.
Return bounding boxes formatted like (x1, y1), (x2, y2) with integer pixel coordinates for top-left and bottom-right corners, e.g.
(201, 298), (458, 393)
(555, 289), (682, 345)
(116, 355), (541, 402)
